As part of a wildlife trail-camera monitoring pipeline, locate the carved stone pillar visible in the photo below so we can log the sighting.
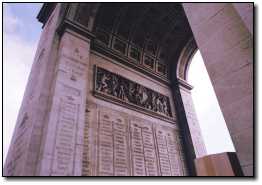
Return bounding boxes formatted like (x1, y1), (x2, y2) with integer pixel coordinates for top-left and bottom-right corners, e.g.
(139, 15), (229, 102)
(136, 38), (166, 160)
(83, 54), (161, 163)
(39, 29), (91, 176)
(171, 81), (196, 176)
(178, 79), (207, 158)
(183, 3), (253, 176)
(175, 37), (207, 159)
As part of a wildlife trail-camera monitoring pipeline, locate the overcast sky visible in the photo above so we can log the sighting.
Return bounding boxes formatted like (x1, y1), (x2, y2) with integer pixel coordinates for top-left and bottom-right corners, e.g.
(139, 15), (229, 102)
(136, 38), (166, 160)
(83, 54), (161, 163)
(188, 51), (235, 154)
(3, 3), (235, 162)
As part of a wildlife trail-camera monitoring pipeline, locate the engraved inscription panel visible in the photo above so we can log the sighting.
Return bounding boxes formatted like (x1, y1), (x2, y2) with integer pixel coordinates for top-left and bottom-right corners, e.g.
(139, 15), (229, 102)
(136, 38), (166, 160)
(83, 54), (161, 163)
(52, 94), (80, 175)
(155, 126), (185, 176)
(130, 121), (158, 176)
(82, 108), (91, 176)
(87, 108), (187, 176)
(97, 112), (130, 176)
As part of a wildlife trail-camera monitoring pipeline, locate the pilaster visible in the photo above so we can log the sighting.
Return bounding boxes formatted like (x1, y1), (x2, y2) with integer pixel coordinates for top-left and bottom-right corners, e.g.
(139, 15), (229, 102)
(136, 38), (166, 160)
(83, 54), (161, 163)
(39, 29), (91, 176)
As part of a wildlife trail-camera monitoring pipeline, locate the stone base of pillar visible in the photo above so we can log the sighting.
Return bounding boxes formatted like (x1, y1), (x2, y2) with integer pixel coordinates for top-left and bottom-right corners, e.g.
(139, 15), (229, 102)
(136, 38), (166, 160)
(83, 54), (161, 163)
(194, 152), (243, 176)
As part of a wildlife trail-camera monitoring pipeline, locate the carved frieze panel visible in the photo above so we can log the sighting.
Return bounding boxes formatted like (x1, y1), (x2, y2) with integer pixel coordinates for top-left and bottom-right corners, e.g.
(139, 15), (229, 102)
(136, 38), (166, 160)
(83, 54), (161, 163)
(94, 66), (173, 120)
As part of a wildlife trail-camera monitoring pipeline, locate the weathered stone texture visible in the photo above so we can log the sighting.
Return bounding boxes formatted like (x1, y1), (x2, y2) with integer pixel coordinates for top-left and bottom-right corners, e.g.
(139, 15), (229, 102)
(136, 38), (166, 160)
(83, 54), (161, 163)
(233, 3), (253, 34)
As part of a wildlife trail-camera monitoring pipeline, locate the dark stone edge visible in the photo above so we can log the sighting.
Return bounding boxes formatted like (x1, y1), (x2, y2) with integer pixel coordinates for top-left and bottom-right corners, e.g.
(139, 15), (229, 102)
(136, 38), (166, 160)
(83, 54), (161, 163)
(37, 3), (57, 27)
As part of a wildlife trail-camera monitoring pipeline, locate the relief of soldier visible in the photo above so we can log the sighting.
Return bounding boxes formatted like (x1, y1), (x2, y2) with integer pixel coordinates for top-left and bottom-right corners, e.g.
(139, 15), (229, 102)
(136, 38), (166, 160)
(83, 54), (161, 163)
(118, 78), (128, 101)
(96, 67), (171, 117)
(96, 70), (111, 93)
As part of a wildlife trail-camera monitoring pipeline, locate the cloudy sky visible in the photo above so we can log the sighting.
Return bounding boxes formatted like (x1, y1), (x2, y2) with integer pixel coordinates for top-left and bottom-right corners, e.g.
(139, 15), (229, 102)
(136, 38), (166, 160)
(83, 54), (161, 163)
(3, 3), (235, 162)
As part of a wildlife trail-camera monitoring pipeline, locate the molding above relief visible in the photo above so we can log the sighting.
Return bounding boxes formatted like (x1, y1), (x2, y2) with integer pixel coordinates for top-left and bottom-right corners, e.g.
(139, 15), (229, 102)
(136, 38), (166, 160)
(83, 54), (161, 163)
(91, 41), (172, 86)
(90, 50), (170, 90)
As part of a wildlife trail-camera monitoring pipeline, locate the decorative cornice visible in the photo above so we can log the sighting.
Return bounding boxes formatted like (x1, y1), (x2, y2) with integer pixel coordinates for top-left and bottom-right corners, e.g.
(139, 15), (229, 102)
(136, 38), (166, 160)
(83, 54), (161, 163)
(57, 19), (95, 40)
(37, 3), (57, 27)
(177, 78), (193, 91)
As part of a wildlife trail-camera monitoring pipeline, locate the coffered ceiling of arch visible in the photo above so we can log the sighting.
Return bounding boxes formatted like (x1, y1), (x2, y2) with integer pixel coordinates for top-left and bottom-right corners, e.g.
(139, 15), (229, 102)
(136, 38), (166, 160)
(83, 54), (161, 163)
(93, 3), (193, 63)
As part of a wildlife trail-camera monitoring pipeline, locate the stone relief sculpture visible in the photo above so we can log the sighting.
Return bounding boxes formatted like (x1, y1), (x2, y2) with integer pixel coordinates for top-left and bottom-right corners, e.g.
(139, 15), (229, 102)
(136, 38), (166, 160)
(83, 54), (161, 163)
(95, 66), (172, 117)
(97, 72), (110, 93)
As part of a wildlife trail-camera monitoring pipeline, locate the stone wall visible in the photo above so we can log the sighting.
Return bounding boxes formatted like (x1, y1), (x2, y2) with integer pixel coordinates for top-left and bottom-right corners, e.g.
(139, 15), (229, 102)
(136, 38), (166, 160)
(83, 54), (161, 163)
(81, 51), (188, 176)
(38, 30), (91, 176)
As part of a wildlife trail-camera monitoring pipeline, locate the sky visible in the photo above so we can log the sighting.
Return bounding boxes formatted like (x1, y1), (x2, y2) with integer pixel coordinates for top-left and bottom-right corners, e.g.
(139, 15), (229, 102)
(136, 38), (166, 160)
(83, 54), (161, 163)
(3, 3), (235, 163)
(188, 51), (235, 154)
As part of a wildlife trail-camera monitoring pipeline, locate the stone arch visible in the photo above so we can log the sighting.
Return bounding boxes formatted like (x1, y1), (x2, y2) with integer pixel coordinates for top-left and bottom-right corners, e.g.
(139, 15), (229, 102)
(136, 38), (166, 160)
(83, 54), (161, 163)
(173, 36), (208, 160)
(176, 37), (198, 82)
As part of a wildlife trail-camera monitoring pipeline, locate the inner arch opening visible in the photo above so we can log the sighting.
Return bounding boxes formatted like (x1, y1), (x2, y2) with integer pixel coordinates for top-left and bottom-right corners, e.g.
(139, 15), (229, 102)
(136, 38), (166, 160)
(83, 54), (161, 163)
(188, 50), (235, 154)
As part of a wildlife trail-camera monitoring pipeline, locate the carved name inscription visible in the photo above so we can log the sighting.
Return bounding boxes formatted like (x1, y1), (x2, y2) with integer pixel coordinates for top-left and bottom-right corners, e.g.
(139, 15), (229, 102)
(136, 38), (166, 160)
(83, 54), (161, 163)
(52, 99), (79, 175)
(82, 109), (91, 176)
(98, 112), (129, 176)
(92, 110), (187, 176)
(94, 66), (172, 118)
(130, 121), (158, 176)
(155, 126), (185, 176)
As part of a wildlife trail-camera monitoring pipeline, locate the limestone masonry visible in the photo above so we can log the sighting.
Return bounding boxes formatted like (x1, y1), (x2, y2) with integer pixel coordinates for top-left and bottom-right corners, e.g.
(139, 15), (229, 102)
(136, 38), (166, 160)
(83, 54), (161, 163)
(4, 3), (253, 176)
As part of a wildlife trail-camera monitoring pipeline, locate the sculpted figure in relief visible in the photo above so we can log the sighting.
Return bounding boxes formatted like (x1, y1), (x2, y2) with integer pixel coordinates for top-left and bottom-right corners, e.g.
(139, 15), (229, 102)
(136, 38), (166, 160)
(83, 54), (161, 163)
(112, 75), (119, 97)
(128, 82), (136, 103)
(118, 81), (127, 101)
(151, 93), (157, 112)
(96, 67), (172, 117)
(97, 72), (110, 93)
(140, 87), (148, 106)
(163, 97), (169, 116)
(156, 96), (162, 113)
